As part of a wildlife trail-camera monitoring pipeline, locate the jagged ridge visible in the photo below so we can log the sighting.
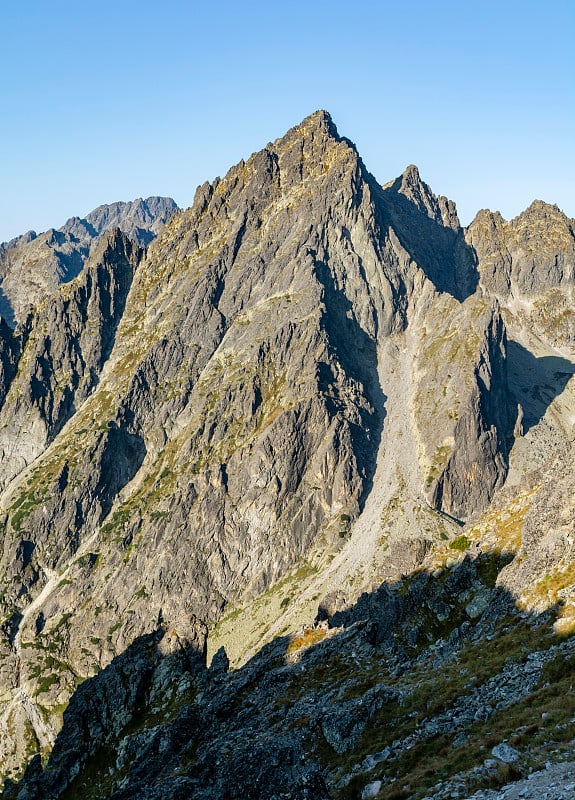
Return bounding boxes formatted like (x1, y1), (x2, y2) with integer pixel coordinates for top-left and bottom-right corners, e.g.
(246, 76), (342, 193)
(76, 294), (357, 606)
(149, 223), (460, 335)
(0, 111), (574, 796)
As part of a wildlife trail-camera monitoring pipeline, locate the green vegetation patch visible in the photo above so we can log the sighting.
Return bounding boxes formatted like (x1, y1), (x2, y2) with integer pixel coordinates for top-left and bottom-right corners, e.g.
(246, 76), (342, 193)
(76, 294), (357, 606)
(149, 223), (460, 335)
(449, 535), (471, 552)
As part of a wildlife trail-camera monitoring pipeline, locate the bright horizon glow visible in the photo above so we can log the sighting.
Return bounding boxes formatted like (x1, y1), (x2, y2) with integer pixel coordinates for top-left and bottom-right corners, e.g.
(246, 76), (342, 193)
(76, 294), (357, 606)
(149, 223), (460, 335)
(1, 0), (573, 242)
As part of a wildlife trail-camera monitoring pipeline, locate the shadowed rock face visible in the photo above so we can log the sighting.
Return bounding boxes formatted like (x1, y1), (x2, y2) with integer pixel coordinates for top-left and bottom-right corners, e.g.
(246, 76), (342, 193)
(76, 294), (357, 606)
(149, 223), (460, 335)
(381, 164), (479, 300)
(0, 230), (142, 496)
(431, 306), (514, 519)
(0, 111), (574, 789)
(6, 555), (575, 800)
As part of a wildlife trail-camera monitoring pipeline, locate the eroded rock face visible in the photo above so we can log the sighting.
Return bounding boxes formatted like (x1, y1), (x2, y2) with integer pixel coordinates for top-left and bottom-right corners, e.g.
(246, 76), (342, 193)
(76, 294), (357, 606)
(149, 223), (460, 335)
(381, 163), (478, 300)
(0, 110), (573, 786)
(0, 319), (20, 408)
(467, 202), (575, 349)
(0, 230), (142, 494)
(9, 618), (207, 800)
(468, 201), (575, 299)
(431, 305), (514, 519)
(497, 438), (575, 606)
(0, 115), (398, 721)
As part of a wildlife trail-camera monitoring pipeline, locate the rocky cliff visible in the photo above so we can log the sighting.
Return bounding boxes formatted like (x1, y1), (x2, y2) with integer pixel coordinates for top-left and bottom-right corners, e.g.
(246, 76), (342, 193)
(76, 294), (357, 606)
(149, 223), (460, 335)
(1, 111), (574, 799)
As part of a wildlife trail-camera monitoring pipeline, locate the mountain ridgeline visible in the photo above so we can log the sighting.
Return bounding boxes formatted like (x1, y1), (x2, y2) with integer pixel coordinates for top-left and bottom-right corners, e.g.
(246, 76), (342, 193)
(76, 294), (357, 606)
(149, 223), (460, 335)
(0, 196), (178, 325)
(1, 112), (575, 800)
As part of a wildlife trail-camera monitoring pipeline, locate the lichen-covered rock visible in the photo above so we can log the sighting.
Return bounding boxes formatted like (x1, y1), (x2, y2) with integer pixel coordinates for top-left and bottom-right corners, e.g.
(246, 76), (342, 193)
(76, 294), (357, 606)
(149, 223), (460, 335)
(320, 685), (395, 753)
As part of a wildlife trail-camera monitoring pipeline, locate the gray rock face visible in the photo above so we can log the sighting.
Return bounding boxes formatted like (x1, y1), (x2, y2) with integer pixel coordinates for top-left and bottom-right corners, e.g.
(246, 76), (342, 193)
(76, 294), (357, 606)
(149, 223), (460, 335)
(0, 319), (20, 408)
(432, 306), (514, 519)
(0, 230), (37, 251)
(468, 201), (575, 299)
(497, 438), (575, 608)
(0, 230), (141, 497)
(492, 743), (520, 763)
(466, 201), (575, 351)
(84, 196), (179, 246)
(0, 113), (398, 696)
(0, 110), (574, 792)
(0, 111), (519, 778)
(381, 163), (478, 300)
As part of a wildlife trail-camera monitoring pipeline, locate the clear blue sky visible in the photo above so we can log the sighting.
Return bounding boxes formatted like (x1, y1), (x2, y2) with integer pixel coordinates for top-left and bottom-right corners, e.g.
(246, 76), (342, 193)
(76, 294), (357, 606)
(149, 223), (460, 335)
(1, 0), (573, 242)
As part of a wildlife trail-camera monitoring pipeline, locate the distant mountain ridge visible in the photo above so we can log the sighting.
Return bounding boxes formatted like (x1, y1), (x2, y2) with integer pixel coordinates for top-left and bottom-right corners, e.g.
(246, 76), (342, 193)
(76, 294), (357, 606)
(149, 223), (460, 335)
(0, 196), (179, 325)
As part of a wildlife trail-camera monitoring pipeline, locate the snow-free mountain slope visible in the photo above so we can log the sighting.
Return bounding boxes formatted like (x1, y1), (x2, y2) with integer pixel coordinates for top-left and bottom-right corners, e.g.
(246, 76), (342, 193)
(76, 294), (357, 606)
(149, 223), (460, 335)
(1, 112), (575, 800)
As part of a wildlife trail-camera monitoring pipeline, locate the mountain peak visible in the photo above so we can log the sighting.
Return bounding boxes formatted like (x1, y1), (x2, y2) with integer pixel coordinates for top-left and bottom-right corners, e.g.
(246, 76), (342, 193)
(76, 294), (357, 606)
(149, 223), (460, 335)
(298, 109), (337, 134)
(274, 109), (343, 153)
(189, 110), (359, 236)
(397, 163), (432, 200)
(515, 199), (567, 223)
(401, 163), (422, 183)
(384, 164), (460, 232)
(4, 110), (575, 799)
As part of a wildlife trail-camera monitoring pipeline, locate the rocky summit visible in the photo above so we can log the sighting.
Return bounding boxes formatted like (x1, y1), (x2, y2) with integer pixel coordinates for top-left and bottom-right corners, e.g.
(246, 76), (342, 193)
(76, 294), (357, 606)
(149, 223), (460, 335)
(1, 111), (575, 800)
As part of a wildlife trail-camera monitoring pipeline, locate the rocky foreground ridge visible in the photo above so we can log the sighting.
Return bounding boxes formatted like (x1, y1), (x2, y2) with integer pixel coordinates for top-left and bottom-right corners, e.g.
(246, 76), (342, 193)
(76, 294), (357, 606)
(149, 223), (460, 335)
(1, 111), (575, 799)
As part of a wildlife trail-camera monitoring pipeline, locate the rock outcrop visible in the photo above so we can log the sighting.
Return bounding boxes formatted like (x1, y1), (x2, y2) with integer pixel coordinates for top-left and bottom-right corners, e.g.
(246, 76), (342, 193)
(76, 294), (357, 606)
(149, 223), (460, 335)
(0, 230), (141, 494)
(7, 553), (575, 800)
(430, 304), (513, 519)
(468, 201), (575, 299)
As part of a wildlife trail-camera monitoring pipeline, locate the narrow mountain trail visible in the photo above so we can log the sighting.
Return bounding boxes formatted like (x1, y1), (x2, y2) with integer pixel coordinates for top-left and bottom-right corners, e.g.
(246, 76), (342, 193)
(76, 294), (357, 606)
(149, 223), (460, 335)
(12, 567), (59, 656)
(0, 524), (104, 755)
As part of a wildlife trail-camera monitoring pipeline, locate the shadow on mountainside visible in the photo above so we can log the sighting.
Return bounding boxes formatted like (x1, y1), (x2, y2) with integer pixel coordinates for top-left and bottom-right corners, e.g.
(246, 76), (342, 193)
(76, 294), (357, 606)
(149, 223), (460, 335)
(6, 548), (575, 800)
(0, 284), (15, 328)
(379, 176), (479, 302)
(507, 340), (575, 433)
(312, 252), (387, 513)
